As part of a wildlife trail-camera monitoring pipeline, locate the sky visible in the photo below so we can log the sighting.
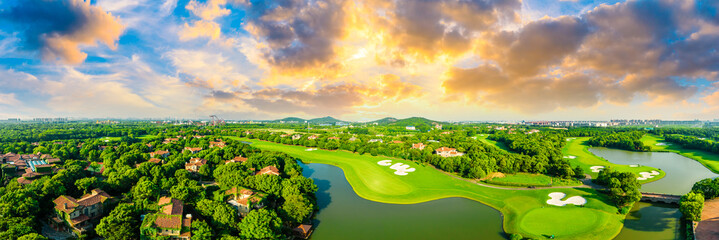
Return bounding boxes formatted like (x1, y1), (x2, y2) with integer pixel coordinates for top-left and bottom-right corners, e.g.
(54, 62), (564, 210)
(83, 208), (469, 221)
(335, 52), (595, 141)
(0, 0), (718, 122)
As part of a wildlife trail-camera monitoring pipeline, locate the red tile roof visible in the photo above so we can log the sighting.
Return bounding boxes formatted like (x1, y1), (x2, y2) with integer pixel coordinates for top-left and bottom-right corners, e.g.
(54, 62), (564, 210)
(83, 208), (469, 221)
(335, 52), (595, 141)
(256, 166), (280, 176)
(159, 197), (184, 215)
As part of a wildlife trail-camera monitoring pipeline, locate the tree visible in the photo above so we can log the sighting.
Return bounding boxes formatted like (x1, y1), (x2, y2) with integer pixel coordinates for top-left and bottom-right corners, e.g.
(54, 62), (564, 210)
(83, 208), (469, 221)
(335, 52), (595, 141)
(96, 203), (140, 240)
(691, 178), (719, 199)
(240, 209), (283, 239)
(18, 233), (48, 240)
(280, 195), (314, 224)
(191, 219), (213, 240)
(132, 179), (159, 201)
(75, 177), (99, 194)
(679, 192), (704, 221)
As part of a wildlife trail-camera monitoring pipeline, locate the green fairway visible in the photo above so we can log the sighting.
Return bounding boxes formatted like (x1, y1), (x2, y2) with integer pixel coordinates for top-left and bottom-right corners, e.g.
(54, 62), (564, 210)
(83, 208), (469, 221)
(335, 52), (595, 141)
(486, 173), (582, 187)
(99, 136), (121, 141)
(520, 207), (601, 236)
(476, 134), (513, 152)
(563, 138), (665, 183)
(232, 137), (625, 240)
(642, 135), (719, 173)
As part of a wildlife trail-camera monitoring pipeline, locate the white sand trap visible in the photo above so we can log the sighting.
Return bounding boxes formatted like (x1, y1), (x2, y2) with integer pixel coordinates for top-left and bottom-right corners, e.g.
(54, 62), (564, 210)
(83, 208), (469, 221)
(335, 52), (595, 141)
(546, 192), (587, 206)
(629, 164), (639, 167)
(566, 138), (577, 142)
(637, 171), (661, 180)
(377, 160), (415, 175)
(305, 148), (318, 151)
(562, 155), (577, 159)
(590, 166), (605, 172)
(655, 142), (673, 146)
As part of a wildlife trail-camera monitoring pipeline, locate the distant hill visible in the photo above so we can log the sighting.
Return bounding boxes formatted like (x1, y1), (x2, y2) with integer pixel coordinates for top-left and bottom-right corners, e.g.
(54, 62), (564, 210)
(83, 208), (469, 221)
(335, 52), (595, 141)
(367, 117), (398, 125)
(308, 116), (346, 124)
(388, 117), (445, 127)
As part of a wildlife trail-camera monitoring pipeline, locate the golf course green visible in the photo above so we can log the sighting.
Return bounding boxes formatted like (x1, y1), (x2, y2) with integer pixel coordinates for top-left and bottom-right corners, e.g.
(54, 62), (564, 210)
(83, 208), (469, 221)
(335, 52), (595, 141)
(231, 137), (625, 239)
(562, 137), (665, 183)
(642, 134), (719, 173)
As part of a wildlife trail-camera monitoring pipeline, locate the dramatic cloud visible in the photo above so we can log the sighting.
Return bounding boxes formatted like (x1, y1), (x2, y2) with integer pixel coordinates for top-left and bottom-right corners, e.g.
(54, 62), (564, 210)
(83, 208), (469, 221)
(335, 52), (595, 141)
(180, 20), (222, 41)
(0, 0), (125, 64)
(443, 0), (718, 113)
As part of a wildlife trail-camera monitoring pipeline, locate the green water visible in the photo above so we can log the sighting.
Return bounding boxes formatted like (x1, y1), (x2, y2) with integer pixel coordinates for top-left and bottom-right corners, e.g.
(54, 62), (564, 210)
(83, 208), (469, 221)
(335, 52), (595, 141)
(613, 202), (684, 240)
(301, 162), (505, 240)
(589, 148), (719, 195)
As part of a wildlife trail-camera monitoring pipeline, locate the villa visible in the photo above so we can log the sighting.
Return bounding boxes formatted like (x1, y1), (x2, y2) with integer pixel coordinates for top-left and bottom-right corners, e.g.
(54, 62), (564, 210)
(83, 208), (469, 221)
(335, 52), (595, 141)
(308, 135), (318, 140)
(209, 141), (226, 148)
(150, 150), (170, 158)
(256, 166), (280, 176)
(406, 126), (416, 130)
(293, 224), (314, 239)
(412, 143), (426, 150)
(163, 138), (179, 144)
(1, 152), (60, 185)
(184, 147), (202, 154)
(434, 124), (443, 130)
(328, 136), (340, 140)
(148, 158), (162, 164)
(51, 189), (115, 237)
(226, 156), (248, 164)
(292, 134), (302, 140)
(185, 158), (207, 172)
(435, 147), (465, 157)
(225, 187), (268, 216)
(141, 197), (192, 239)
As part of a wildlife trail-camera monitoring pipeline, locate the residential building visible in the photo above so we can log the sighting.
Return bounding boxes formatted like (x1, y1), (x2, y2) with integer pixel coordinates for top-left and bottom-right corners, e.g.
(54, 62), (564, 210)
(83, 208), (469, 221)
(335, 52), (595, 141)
(183, 147), (202, 154)
(412, 143), (426, 150)
(163, 138), (179, 144)
(434, 124), (442, 130)
(225, 156), (248, 164)
(2, 152), (60, 185)
(435, 147), (465, 157)
(348, 136), (358, 141)
(51, 189), (115, 236)
(150, 150), (170, 158)
(148, 158), (162, 164)
(255, 166), (280, 176)
(328, 136), (340, 140)
(406, 126), (416, 130)
(307, 135), (318, 140)
(225, 187), (268, 216)
(292, 134), (302, 140)
(392, 140), (403, 144)
(293, 224), (314, 239)
(209, 141), (226, 148)
(185, 158), (207, 172)
(141, 197), (192, 239)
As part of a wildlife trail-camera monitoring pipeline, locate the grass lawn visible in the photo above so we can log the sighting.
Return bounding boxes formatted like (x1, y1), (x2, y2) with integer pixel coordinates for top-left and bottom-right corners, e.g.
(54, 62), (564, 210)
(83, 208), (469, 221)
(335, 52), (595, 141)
(641, 134), (719, 173)
(232, 137), (625, 240)
(99, 136), (121, 141)
(476, 134), (513, 152)
(563, 137), (665, 184)
(138, 134), (156, 140)
(486, 173), (582, 187)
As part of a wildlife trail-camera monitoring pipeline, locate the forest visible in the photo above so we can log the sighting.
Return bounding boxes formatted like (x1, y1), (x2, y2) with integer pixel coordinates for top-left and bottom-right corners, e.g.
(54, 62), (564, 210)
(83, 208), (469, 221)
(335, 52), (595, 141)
(0, 124), (318, 240)
(586, 131), (650, 151)
(664, 134), (719, 154)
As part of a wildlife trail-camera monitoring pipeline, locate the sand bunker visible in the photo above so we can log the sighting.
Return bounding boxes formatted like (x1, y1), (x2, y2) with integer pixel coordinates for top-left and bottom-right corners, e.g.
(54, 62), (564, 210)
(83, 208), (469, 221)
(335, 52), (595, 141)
(305, 148), (318, 151)
(547, 192), (587, 206)
(637, 171), (661, 180)
(590, 166), (605, 172)
(629, 164), (639, 167)
(562, 155), (577, 159)
(566, 138), (577, 141)
(377, 160), (416, 175)
(655, 142), (673, 146)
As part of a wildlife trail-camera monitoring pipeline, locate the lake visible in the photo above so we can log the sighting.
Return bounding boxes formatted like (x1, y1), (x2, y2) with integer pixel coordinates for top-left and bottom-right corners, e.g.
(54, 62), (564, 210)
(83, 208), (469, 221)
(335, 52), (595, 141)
(301, 162), (506, 240)
(589, 148), (719, 195)
(613, 202), (685, 240)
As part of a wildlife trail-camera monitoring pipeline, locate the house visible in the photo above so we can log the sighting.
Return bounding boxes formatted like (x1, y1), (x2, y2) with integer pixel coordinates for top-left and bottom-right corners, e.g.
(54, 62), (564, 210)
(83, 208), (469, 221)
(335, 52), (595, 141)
(441, 131), (451, 134)
(348, 137), (358, 141)
(405, 126), (416, 130)
(225, 187), (268, 216)
(148, 158), (162, 164)
(185, 158), (207, 172)
(255, 166), (280, 176)
(307, 135), (318, 140)
(184, 147), (202, 154)
(2, 153), (59, 185)
(293, 224), (314, 239)
(435, 147), (465, 158)
(368, 139), (383, 143)
(225, 156), (248, 164)
(392, 140), (403, 144)
(146, 143), (153, 150)
(526, 129), (540, 134)
(150, 150), (170, 158)
(51, 189), (115, 236)
(140, 197), (192, 239)
(292, 134), (302, 140)
(163, 138), (179, 144)
(328, 136), (340, 140)
(434, 124), (442, 130)
(412, 143), (426, 150)
(210, 141), (226, 148)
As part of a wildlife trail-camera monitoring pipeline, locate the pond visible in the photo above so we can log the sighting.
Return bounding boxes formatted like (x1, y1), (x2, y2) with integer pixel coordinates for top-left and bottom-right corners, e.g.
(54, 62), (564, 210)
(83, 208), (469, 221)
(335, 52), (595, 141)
(589, 148), (719, 195)
(301, 162), (505, 240)
(613, 202), (685, 240)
